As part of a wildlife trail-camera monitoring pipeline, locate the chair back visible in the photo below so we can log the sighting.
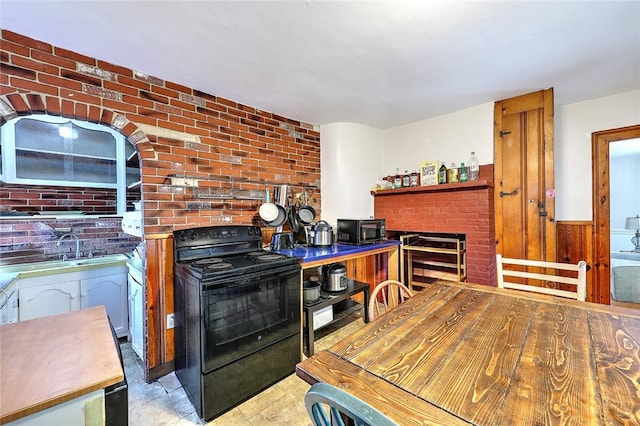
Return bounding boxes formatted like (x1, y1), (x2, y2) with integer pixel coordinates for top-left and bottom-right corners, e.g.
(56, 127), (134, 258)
(305, 382), (398, 426)
(368, 280), (412, 320)
(496, 254), (587, 301)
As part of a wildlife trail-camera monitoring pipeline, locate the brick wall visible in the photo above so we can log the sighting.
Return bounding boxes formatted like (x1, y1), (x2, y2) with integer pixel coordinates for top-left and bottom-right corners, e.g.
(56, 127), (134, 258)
(374, 168), (496, 285)
(0, 29), (321, 238)
(1, 184), (118, 214)
(0, 217), (140, 265)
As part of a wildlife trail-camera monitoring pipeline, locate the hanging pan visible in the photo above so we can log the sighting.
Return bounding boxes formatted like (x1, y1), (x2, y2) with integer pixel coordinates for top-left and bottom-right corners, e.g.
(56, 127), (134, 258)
(297, 189), (317, 225)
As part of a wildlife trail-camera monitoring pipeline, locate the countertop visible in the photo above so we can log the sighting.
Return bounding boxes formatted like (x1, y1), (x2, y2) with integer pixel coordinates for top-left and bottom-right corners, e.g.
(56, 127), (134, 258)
(0, 306), (125, 423)
(0, 254), (129, 300)
(274, 240), (400, 264)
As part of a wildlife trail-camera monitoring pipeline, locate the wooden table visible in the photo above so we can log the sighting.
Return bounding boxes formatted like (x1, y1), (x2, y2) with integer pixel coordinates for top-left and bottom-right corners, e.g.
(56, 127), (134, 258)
(296, 281), (640, 425)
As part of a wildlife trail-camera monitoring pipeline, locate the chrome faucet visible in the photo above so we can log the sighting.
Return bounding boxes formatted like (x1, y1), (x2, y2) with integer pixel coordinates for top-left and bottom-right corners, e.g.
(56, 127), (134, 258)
(57, 233), (80, 260)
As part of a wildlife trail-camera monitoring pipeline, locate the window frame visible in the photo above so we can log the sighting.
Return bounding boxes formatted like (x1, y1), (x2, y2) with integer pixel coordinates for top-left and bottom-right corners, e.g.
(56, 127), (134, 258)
(1, 114), (130, 215)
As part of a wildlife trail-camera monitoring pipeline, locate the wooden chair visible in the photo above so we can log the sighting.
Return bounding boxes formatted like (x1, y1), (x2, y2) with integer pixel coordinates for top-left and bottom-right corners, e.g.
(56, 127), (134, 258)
(305, 382), (398, 426)
(368, 280), (413, 320)
(496, 254), (587, 301)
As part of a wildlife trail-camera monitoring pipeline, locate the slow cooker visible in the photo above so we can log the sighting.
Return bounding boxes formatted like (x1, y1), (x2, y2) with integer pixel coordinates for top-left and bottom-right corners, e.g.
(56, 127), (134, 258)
(322, 263), (348, 292)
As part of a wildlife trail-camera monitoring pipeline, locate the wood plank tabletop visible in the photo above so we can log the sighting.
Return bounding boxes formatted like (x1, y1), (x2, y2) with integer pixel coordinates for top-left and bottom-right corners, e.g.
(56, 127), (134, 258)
(0, 306), (124, 423)
(296, 281), (640, 425)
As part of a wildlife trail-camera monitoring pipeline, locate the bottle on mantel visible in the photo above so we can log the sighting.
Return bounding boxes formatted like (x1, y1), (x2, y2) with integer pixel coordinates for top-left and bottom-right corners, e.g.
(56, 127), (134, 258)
(410, 169), (419, 186)
(448, 162), (459, 183)
(468, 151), (480, 181)
(438, 162), (448, 184)
(402, 170), (410, 187)
(459, 162), (468, 182)
(394, 168), (402, 188)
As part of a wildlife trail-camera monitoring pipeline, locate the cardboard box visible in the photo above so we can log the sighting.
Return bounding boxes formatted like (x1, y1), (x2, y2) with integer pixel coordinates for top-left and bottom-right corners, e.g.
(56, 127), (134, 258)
(420, 161), (439, 186)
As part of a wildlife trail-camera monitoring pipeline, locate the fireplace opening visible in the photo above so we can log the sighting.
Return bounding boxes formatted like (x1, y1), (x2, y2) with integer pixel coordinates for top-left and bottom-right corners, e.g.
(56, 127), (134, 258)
(388, 231), (466, 291)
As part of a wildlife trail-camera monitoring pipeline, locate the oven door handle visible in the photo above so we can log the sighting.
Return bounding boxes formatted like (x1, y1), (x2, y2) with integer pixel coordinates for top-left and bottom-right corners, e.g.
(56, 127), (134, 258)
(202, 264), (301, 291)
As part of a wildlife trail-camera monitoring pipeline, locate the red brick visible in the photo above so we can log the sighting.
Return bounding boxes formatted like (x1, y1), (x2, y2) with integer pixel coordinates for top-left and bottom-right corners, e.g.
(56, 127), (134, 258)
(104, 80), (138, 96)
(55, 47), (96, 66)
(60, 88), (99, 105)
(10, 76), (58, 96)
(26, 93), (45, 112)
(75, 103), (88, 121)
(39, 73), (83, 92)
(12, 55), (59, 75)
(31, 49), (76, 70)
(87, 105), (102, 123)
(45, 96), (62, 115)
(2, 30), (52, 53)
(165, 81), (191, 94)
(97, 60), (132, 76)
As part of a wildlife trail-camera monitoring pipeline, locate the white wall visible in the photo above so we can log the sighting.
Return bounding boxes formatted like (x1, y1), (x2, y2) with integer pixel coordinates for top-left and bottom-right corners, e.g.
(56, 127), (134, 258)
(320, 89), (640, 223)
(555, 90), (640, 220)
(320, 123), (384, 227)
(382, 103), (494, 174)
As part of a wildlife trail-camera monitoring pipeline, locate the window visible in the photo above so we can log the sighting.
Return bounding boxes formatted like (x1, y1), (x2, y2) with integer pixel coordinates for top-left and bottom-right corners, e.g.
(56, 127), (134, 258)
(1, 115), (139, 215)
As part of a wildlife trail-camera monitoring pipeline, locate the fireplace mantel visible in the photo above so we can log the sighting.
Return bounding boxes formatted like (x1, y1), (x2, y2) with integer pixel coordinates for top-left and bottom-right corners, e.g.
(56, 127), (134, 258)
(372, 179), (492, 197)
(373, 168), (496, 286)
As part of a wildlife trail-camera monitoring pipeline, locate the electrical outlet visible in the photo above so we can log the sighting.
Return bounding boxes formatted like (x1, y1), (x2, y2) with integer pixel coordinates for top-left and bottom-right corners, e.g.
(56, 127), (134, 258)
(167, 313), (175, 329)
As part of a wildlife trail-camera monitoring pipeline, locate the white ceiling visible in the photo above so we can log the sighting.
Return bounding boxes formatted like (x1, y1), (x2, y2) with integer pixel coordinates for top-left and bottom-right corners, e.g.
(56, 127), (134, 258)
(1, 1), (639, 129)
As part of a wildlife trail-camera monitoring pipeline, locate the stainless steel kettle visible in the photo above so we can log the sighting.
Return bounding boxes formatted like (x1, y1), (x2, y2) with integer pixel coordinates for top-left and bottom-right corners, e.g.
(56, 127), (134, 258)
(311, 220), (334, 247)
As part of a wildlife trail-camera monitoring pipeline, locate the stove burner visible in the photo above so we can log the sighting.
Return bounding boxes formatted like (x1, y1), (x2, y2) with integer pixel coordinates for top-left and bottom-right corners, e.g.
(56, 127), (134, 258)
(255, 254), (286, 263)
(193, 258), (225, 267)
(245, 251), (267, 258)
(204, 262), (234, 271)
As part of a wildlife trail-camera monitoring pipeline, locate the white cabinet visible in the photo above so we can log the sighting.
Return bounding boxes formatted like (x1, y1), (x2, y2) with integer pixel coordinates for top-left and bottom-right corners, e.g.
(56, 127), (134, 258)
(127, 267), (144, 360)
(81, 271), (128, 338)
(19, 279), (80, 321)
(0, 290), (19, 325)
(15, 265), (128, 336)
(6, 389), (104, 426)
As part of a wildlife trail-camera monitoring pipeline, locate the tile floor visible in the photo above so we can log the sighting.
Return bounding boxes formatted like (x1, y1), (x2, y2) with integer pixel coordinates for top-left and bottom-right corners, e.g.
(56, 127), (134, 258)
(123, 312), (366, 425)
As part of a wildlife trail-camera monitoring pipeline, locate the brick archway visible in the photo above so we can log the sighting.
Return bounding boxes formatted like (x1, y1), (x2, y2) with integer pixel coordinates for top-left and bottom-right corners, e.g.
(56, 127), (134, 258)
(0, 92), (154, 159)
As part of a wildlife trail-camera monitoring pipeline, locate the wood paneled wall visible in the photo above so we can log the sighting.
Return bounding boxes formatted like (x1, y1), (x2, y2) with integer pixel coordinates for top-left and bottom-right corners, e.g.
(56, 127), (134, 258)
(556, 221), (595, 302)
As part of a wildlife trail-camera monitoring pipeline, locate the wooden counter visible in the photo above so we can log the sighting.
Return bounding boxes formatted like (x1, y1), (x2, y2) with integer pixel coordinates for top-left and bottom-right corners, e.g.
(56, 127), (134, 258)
(0, 306), (124, 424)
(275, 240), (400, 282)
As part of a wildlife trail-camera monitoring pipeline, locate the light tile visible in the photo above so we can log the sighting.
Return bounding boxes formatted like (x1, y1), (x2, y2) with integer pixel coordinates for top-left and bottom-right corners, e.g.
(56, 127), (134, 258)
(123, 311), (365, 425)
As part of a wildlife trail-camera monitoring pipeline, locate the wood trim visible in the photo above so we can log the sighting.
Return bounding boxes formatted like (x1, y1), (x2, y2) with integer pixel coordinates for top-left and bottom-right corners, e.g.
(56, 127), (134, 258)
(543, 88), (556, 261)
(556, 221), (593, 300)
(592, 125), (640, 305)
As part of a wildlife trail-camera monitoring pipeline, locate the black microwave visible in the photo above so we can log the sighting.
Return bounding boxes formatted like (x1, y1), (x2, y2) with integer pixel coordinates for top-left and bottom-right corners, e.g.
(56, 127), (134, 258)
(336, 219), (386, 245)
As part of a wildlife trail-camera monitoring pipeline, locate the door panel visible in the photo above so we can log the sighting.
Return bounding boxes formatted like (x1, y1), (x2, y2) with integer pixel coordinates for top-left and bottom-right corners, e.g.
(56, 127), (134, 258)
(495, 89), (555, 263)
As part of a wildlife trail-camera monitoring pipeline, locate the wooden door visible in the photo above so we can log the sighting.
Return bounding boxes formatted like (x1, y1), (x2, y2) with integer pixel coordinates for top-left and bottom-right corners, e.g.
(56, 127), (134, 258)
(592, 125), (640, 304)
(494, 89), (555, 262)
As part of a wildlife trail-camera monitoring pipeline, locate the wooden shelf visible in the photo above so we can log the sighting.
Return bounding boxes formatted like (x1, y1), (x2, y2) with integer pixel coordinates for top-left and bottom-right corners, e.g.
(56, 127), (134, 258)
(372, 179), (491, 196)
(401, 234), (466, 290)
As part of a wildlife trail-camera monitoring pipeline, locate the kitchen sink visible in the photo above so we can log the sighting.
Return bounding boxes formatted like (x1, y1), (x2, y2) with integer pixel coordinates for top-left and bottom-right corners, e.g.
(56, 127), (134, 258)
(0, 254), (129, 275)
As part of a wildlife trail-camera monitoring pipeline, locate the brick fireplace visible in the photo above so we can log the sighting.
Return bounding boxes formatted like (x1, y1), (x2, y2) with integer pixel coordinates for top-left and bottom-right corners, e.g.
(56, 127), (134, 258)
(374, 165), (496, 285)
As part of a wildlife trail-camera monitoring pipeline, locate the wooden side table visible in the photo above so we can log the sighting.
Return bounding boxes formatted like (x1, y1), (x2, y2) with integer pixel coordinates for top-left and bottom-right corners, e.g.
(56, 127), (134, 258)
(303, 280), (370, 356)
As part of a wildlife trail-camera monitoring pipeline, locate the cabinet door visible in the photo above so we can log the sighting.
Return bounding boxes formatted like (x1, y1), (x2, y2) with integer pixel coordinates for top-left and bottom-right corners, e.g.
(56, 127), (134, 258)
(19, 281), (80, 321)
(128, 274), (144, 360)
(81, 272), (128, 338)
(0, 291), (17, 325)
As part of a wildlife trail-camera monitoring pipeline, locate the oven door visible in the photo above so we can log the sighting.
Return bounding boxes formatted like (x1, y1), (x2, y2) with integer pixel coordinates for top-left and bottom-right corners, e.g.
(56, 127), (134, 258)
(201, 263), (301, 372)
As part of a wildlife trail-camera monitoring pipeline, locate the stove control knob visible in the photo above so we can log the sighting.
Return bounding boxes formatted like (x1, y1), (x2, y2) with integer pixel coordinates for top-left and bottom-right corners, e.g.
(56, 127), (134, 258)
(188, 231), (198, 241)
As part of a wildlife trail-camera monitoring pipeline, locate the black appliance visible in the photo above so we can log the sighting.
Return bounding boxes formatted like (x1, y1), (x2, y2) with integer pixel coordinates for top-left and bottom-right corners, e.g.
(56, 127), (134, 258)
(106, 318), (128, 426)
(336, 219), (386, 245)
(173, 225), (301, 421)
